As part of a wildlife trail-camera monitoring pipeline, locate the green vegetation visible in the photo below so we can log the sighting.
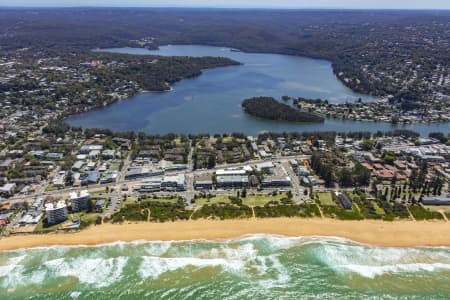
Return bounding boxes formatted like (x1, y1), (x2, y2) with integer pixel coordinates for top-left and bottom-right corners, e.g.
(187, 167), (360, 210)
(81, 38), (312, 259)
(346, 191), (384, 219)
(409, 206), (444, 221)
(254, 200), (320, 218)
(242, 97), (324, 123)
(110, 198), (190, 223)
(34, 217), (62, 233)
(316, 192), (336, 206)
(192, 203), (253, 220)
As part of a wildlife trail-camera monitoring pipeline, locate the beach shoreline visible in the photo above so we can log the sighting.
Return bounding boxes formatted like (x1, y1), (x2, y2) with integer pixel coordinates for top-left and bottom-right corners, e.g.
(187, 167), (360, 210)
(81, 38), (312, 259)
(1, 218), (449, 251)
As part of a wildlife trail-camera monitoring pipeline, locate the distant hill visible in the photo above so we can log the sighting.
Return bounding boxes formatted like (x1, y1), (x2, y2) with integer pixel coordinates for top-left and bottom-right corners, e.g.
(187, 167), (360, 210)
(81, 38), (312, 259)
(242, 97), (324, 123)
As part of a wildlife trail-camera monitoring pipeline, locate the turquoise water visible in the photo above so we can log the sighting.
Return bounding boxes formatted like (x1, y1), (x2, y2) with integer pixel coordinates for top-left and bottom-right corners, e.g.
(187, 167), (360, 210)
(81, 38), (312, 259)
(66, 45), (449, 135)
(2, 235), (450, 299)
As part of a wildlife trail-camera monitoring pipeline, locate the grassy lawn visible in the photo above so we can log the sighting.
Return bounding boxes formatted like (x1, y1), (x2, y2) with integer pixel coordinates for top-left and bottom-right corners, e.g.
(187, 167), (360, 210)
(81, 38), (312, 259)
(321, 205), (363, 220)
(146, 198), (180, 204)
(409, 205), (444, 221)
(195, 195), (231, 206)
(108, 162), (121, 171)
(316, 192), (336, 206)
(424, 205), (450, 214)
(34, 217), (61, 233)
(91, 188), (107, 195)
(242, 194), (285, 207)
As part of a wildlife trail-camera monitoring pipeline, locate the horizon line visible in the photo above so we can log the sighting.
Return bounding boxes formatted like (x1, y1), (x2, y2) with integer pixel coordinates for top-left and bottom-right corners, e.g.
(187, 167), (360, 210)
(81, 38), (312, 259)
(1, 6), (450, 11)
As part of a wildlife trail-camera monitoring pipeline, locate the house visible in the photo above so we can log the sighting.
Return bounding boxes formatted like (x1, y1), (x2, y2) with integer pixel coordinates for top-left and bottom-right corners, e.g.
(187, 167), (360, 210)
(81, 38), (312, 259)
(72, 161), (84, 172)
(79, 145), (103, 154)
(0, 212), (12, 225)
(102, 149), (116, 160)
(46, 153), (64, 160)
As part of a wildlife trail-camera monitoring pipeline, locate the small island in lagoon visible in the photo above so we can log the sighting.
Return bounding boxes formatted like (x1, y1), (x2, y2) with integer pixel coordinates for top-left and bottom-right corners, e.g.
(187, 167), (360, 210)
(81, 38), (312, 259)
(242, 97), (325, 123)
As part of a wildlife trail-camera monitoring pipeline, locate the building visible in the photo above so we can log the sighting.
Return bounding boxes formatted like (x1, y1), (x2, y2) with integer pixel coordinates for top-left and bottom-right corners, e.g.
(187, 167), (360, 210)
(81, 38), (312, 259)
(255, 162), (274, 172)
(139, 177), (163, 192)
(261, 175), (291, 188)
(422, 195), (450, 206)
(159, 160), (187, 172)
(337, 193), (352, 210)
(0, 183), (16, 197)
(100, 171), (118, 184)
(102, 149), (116, 160)
(194, 174), (213, 190)
(45, 200), (68, 225)
(71, 160), (84, 172)
(125, 167), (163, 180)
(161, 174), (186, 191)
(298, 166), (310, 177)
(95, 200), (105, 212)
(70, 190), (90, 212)
(215, 169), (249, 188)
(81, 171), (99, 185)
(79, 145), (103, 154)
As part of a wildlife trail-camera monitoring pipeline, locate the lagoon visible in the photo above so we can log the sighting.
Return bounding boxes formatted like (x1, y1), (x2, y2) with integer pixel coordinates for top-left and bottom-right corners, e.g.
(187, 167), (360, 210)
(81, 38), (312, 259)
(66, 45), (449, 135)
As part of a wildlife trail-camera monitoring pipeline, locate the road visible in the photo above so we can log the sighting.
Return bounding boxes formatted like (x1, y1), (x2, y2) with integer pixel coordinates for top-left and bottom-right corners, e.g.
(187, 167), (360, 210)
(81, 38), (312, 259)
(1, 154), (311, 206)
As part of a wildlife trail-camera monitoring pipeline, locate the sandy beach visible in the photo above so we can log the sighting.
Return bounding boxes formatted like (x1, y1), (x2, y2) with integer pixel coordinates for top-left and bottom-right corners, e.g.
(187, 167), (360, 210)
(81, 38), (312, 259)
(1, 218), (449, 251)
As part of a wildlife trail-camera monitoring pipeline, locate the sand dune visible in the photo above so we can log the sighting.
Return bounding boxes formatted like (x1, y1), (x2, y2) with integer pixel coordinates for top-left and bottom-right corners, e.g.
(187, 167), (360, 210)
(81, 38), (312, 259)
(1, 218), (449, 251)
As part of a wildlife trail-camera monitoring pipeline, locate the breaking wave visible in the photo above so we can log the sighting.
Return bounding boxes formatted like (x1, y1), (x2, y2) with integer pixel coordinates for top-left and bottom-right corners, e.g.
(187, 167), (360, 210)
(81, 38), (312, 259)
(1, 234), (449, 298)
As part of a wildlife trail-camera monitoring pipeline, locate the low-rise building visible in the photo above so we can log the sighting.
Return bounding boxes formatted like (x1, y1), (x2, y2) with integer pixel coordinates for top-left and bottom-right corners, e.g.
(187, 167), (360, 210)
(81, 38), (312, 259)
(194, 174), (213, 190)
(422, 195), (450, 206)
(216, 168), (249, 188)
(261, 175), (291, 188)
(139, 177), (163, 192)
(161, 174), (186, 191)
(0, 183), (16, 196)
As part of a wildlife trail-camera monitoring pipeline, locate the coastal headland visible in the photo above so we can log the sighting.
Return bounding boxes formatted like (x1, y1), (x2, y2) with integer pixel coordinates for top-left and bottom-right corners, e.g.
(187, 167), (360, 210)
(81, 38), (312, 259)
(1, 218), (449, 251)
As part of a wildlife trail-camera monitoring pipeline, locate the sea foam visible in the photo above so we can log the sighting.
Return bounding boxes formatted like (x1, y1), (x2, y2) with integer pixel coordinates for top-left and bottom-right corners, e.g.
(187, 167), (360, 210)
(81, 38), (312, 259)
(44, 256), (128, 287)
(313, 241), (450, 278)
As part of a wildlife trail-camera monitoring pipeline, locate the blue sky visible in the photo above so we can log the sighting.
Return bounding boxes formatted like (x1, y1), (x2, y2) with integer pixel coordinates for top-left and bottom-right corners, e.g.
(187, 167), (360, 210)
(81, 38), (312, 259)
(2, 0), (450, 9)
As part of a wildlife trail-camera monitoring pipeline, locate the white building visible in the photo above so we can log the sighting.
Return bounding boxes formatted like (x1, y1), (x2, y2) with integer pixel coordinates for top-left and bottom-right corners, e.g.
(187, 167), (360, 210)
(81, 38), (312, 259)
(45, 200), (68, 225)
(70, 190), (90, 212)
(0, 183), (16, 196)
(161, 174), (186, 191)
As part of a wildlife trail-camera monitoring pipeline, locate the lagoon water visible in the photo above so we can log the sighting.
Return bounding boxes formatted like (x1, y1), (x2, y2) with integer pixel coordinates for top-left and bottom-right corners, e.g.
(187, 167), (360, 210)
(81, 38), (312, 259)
(1, 235), (450, 299)
(66, 45), (449, 135)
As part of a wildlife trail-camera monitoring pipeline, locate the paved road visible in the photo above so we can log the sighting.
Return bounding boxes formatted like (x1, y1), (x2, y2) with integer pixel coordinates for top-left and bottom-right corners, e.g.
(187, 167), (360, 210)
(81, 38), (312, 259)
(1, 154), (311, 206)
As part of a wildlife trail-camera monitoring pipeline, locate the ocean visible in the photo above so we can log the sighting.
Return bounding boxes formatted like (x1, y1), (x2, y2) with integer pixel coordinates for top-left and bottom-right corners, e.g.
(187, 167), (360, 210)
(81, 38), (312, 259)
(1, 235), (450, 299)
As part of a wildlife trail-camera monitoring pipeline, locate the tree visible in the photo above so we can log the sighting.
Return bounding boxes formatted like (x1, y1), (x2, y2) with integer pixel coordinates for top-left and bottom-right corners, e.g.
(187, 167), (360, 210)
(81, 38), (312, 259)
(338, 168), (353, 187)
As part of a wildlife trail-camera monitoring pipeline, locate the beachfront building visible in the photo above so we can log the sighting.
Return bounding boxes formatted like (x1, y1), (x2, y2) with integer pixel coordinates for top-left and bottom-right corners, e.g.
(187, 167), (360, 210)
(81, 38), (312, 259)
(216, 169), (249, 188)
(422, 195), (450, 206)
(70, 190), (90, 212)
(45, 200), (68, 225)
